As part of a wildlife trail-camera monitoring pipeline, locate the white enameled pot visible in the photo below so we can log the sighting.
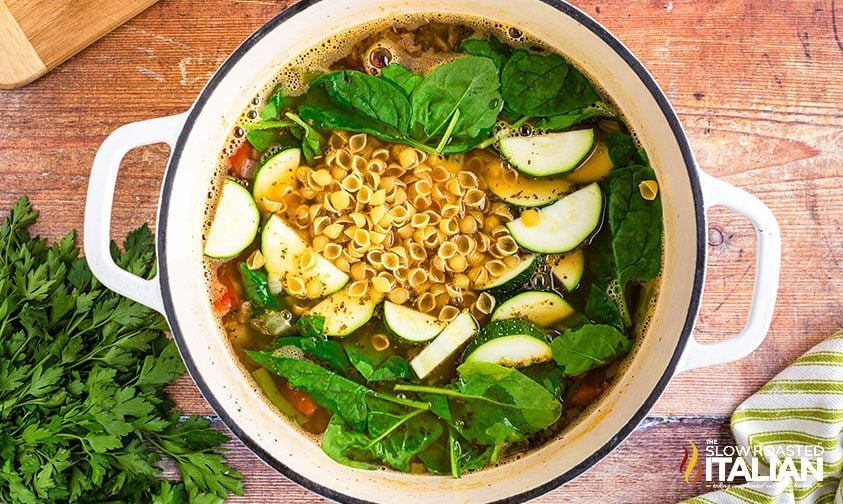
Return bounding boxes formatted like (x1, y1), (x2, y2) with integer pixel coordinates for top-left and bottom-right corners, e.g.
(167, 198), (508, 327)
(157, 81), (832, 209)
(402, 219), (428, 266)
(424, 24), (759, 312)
(83, 1), (782, 502)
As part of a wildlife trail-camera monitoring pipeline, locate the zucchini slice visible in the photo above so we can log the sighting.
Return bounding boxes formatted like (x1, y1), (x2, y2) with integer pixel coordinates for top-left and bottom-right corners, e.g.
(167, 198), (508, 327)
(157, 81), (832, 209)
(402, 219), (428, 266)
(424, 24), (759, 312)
(507, 183), (603, 254)
(383, 301), (446, 343)
(550, 249), (585, 292)
(477, 152), (575, 207)
(252, 148), (300, 213)
(204, 178), (260, 259)
(465, 318), (545, 355)
(410, 311), (478, 379)
(261, 214), (349, 298)
(499, 129), (595, 177)
(464, 318), (551, 368)
(309, 287), (383, 337)
(491, 291), (575, 328)
(474, 254), (537, 296)
(465, 335), (552, 368)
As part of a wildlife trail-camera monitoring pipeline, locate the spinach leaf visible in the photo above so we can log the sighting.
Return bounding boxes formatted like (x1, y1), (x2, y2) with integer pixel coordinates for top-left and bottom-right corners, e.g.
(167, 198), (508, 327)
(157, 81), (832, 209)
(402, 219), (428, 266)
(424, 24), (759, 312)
(396, 362), (562, 445)
(366, 405), (443, 471)
(238, 263), (279, 310)
(421, 393), (452, 422)
(605, 131), (637, 168)
(344, 341), (388, 380)
(299, 86), (405, 144)
(380, 63), (423, 95)
(448, 428), (494, 478)
(535, 101), (617, 131)
(608, 164), (663, 289)
(296, 314), (325, 338)
(321, 415), (376, 469)
(501, 49), (599, 117)
(584, 283), (625, 329)
(286, 112), (325, 164)
(246, 353), (370, 430)
(522, 364), (565, 400)
(314, 70), (412, 133)
(246, 129), (285, 152)
(453, 362), (561, 444)
(410, 56), (502, 144)
(275, 336), (352, 375)
(418, 439), (451, 475)
(550, 324), (631, 375)
(369, 355), (413, 382)
(298, 57), (499, 154)
(344, 344), (411, 383)
(583, 226), (630, 328)
(259, 88), (295, 121)
(459, 38), (512, 71)
(322, 408), (443, 472)
(243, 120), (298, 153)
(247, 353), (429, 432)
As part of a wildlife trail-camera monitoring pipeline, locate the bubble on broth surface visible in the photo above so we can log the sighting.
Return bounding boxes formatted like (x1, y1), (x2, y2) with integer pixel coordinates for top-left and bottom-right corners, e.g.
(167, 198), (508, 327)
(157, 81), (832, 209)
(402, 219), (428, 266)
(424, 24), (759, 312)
(275, 345), (305, 360)
(517, 123), (533, 137)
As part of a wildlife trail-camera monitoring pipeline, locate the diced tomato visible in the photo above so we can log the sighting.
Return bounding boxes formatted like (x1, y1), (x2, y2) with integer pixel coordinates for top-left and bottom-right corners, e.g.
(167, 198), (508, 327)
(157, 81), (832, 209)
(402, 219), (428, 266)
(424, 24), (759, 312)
(212, 264), (240, 315)
(303, 406), (332, 435)
(279, 381), (318, 417)
(568, 370), (607, 407)
(228, 142), (258, 180)
(213, 278), (238, 315)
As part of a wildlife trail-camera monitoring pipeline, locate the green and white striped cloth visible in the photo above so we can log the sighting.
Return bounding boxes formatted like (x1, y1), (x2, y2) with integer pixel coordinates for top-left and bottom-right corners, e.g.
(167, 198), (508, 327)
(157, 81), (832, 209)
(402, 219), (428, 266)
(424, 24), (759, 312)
(683, 332), (843, 504)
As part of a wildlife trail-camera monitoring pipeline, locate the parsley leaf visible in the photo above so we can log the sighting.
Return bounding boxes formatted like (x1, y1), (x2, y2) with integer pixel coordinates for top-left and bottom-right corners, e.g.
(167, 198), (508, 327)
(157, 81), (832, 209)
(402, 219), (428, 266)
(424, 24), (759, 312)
(0, 196), (243, 503)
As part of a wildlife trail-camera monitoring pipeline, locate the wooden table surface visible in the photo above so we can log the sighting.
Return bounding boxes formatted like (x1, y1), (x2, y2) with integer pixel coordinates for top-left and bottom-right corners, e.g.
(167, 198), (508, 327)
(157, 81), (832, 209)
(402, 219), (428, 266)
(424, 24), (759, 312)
(1, 0), (841, 502)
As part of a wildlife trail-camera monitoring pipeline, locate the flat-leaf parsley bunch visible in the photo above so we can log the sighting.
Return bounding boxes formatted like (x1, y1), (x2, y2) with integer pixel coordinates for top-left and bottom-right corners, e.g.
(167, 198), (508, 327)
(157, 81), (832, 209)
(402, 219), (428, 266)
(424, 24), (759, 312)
(0, 197), (243, 503)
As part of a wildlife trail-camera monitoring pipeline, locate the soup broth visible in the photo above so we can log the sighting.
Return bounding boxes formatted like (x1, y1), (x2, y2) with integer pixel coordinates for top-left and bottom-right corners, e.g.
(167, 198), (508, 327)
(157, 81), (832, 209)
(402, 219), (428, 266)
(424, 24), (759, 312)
(203, 14), (663, 477)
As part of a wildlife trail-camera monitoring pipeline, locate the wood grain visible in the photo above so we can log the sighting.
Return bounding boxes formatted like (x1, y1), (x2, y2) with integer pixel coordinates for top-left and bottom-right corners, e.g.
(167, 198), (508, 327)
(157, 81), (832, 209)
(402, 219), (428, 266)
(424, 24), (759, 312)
(0, 0), (841, 501)
(0, 1), (45, 88)
(160, 416), (733, 503)
(0, 0), (159, 89)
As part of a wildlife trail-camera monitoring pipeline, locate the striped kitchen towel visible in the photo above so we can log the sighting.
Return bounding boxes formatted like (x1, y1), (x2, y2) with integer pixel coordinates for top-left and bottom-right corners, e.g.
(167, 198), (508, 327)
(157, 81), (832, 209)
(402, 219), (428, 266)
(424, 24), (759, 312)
(683, 332), (843, 504)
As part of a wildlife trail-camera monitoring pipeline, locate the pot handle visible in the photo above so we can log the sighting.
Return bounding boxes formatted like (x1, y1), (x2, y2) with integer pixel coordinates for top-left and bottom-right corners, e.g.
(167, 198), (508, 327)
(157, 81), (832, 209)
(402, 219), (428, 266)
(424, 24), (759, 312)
(83, 113), (188, 315)
(676, 171), (782, 373)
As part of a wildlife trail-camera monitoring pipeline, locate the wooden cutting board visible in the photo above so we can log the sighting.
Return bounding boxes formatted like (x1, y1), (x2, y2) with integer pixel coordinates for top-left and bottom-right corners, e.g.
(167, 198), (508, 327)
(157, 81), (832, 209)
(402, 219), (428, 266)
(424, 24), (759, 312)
(0, 0), (158, 89)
